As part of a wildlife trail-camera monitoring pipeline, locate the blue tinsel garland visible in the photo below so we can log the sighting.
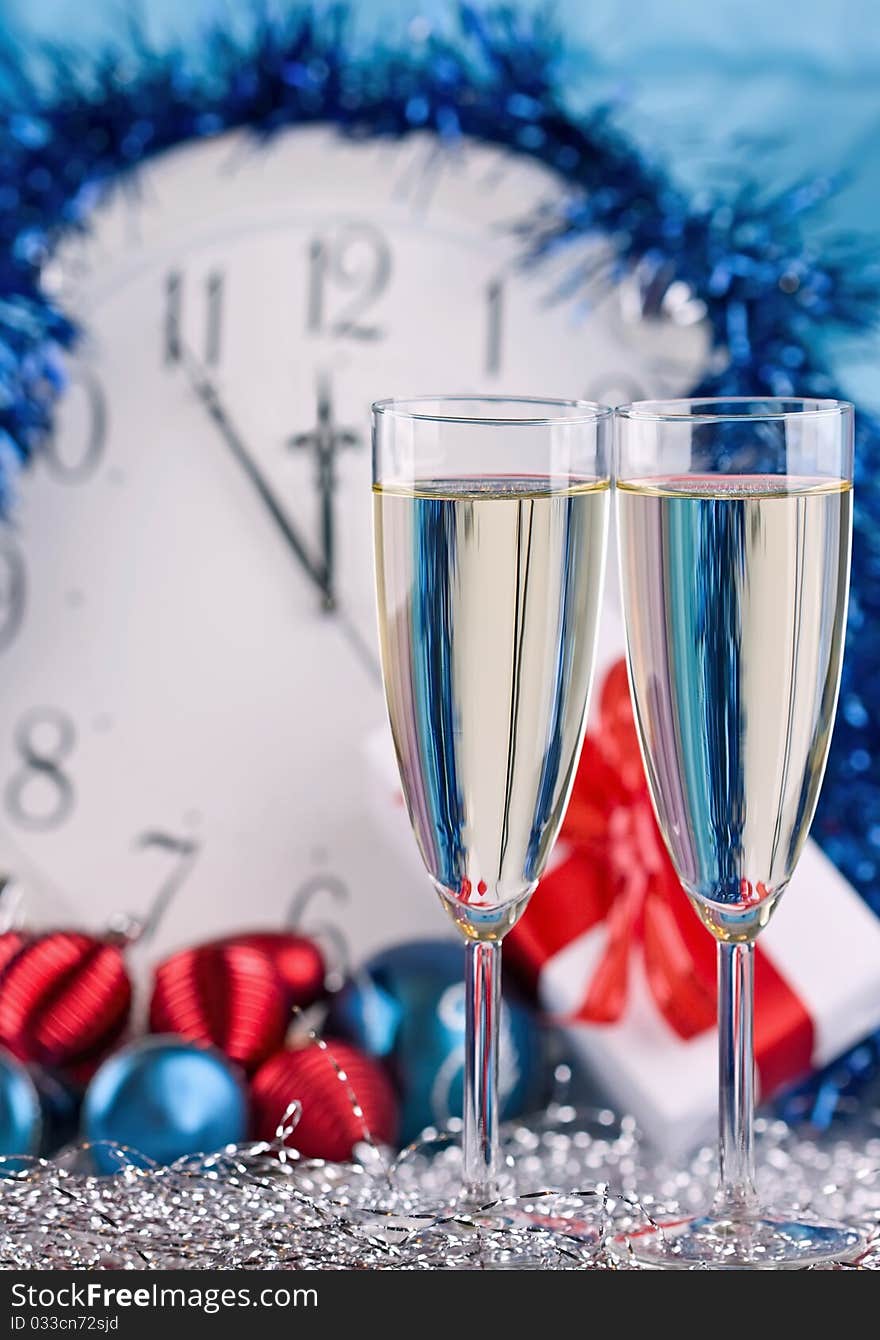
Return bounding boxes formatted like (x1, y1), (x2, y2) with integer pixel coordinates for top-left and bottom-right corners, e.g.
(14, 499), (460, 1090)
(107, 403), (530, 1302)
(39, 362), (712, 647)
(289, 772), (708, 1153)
(1, 3), (880, 1119)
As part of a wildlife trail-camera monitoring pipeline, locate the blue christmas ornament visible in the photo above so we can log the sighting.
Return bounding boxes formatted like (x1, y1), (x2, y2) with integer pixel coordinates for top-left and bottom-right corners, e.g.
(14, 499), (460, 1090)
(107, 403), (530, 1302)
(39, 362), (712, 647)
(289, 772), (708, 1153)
(0, 1047), (40, 1157)
(82, 1035), (247, 1174)
(326, 939), (544, 1145)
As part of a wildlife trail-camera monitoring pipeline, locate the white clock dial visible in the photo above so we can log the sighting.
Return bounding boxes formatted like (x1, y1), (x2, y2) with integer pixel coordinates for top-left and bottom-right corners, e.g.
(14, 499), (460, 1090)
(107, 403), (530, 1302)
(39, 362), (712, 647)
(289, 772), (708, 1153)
(0, 128), (709, 962)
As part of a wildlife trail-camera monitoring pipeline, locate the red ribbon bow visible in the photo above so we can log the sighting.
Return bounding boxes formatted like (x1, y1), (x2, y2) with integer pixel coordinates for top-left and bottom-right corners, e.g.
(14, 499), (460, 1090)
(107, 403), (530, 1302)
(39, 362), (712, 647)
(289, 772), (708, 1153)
(508, 660), (814, 1094)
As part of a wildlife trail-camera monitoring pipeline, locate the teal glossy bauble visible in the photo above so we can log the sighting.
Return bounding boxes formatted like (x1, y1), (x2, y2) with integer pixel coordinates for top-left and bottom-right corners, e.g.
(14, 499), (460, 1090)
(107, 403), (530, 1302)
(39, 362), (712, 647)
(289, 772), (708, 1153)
(83, 1035), (247, 1173)
(326, 939), (544, 1145)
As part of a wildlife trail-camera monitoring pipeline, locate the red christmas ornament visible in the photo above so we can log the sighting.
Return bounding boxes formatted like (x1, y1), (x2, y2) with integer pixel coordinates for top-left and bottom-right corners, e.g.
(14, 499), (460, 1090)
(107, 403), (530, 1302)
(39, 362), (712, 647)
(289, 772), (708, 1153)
(222, 932), (326, 1011)
(251, 1039), (399, 1161)
(0, 931), (131, 1078)
(150, 940), (289, 1072)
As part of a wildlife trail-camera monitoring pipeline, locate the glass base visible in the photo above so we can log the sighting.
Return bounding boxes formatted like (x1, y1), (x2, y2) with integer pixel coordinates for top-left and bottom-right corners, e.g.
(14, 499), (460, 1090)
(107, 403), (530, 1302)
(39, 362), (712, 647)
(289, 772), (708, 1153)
(431, 1196), (604, 1268)
(369, 1113), (632, 1267)
(613, 1208), (865, 1270)
(345, 1198), (603, 1269)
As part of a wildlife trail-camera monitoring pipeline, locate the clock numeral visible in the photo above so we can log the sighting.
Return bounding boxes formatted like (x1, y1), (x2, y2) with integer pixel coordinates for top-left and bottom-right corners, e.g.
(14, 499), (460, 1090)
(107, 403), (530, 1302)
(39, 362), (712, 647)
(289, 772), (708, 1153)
(0, 538), (25, 654)
(306, 223), (391, 340)
(133, 830), (201, 938)
(485, 278), (504, 376)
(164, 271), (183, 364)
(306, 239), (323, 333)
(164, 269), (225, 366)
(5, 708), (75, 831)
(204, 271), (224, 367)
(42, 368), (106, 485)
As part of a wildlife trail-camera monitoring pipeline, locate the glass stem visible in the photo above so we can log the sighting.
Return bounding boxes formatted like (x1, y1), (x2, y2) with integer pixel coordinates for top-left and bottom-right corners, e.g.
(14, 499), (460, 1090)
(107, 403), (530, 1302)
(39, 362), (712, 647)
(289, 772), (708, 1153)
(462, 938), (502, 1206)
(714, 940), (759, 1219)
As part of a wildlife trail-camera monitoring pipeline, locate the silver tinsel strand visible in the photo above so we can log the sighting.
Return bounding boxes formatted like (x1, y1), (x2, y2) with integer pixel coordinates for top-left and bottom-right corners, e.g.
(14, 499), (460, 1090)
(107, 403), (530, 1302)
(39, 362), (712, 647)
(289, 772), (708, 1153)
(1, 1103), (878, 1269)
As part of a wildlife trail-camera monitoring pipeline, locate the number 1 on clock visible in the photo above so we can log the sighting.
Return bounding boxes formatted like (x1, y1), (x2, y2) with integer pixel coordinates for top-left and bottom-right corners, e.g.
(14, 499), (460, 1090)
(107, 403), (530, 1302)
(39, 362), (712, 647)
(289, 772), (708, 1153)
(485, 277), (504, 375)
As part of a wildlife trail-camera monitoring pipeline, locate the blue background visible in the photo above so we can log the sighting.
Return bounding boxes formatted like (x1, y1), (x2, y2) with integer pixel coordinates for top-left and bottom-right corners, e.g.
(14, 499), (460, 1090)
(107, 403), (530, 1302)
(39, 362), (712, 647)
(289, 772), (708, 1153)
(4, 0), (877, 401)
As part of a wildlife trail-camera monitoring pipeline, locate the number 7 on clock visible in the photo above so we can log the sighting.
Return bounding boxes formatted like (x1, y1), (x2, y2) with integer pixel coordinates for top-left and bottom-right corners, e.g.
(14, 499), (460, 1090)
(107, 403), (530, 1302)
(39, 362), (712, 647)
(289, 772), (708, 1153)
(132, 830), (200, 940)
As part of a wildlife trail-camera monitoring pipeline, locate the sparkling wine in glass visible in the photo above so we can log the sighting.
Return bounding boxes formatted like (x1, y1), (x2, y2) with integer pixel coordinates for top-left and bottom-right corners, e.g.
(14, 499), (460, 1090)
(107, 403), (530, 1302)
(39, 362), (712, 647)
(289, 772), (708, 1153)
(372, 397), (610, 1208)
(615, 397), (863, 1268)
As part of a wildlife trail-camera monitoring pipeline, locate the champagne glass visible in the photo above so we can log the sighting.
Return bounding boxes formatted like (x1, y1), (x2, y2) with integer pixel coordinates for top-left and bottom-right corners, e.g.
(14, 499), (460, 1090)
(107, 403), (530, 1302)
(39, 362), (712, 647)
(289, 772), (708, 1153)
(615, 397), (863, 1268)
(372, 397), (610, 1210)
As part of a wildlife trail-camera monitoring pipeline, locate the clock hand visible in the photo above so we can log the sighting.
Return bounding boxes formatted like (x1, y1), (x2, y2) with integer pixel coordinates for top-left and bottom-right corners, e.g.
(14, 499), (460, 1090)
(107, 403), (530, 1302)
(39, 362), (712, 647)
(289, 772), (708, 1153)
(289, 370), (360, 610)
(177, 347), (382, 685)
(286, 374), (382, 682)
(177, 345), (331, 606)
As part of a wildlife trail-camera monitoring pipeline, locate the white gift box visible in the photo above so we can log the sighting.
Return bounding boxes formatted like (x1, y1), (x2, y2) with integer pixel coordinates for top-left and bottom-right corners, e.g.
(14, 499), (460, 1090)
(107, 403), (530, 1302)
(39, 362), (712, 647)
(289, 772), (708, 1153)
(537, 837), (880, 1157)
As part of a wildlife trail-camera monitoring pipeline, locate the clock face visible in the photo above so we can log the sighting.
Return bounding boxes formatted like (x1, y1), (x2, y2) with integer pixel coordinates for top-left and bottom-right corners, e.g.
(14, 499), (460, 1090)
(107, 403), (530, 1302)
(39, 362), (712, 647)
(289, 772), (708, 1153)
(0, 127), (709, 962)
